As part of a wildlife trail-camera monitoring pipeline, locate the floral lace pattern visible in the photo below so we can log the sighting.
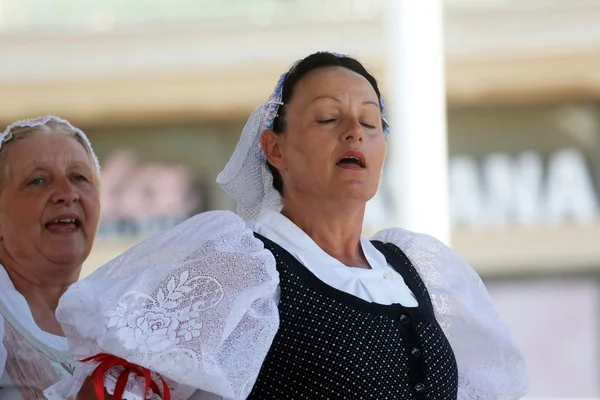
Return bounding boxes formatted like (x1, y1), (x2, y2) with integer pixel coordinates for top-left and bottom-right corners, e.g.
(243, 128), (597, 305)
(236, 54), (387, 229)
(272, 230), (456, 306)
(45, 211), (280, 400)
(43, 210), (527, 400)
(107, 271), (224, 356)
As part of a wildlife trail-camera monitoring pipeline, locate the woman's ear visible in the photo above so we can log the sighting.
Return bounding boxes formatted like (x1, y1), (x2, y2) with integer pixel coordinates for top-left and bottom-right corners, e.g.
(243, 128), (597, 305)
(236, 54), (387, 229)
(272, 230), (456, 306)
(260, 130), (286, 171)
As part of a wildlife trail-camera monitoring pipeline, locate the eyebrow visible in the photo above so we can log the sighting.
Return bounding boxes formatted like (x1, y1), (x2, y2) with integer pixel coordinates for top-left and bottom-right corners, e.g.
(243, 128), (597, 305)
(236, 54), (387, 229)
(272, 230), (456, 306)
(21, 160), (93, 172)
(310, 95), (379, 107)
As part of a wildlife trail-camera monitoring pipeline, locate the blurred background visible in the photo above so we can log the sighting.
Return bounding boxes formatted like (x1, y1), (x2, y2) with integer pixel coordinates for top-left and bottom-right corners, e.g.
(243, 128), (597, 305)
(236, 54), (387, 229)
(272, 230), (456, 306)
(1, 0), (599, 397)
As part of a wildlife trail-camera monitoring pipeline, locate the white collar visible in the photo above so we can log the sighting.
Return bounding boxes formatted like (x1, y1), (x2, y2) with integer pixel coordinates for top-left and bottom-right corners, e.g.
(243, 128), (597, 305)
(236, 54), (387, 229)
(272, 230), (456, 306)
(0, 264), (68, 350)
(248, 208), (389, 270)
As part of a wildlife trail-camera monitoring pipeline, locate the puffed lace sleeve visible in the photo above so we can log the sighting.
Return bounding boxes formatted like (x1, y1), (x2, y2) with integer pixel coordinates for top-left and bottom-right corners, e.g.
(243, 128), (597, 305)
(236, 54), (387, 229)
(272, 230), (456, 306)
(45, 210), (280, 400)
(371, 228), (528, 400)
(0, 316), (6, 376)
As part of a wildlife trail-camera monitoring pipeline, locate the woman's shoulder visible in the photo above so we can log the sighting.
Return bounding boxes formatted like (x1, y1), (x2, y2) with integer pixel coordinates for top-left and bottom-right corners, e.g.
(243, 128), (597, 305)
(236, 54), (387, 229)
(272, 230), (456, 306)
(371, 226), (482, 291)
(372, 226), (446, 246)
(151, 209), (256, 244)
(86, 210), (270, 277)
(371, 227), (458, 263)
(172, 209), (248, 233)
(372, 227), (528, 398)
(51, 210), (281, 400)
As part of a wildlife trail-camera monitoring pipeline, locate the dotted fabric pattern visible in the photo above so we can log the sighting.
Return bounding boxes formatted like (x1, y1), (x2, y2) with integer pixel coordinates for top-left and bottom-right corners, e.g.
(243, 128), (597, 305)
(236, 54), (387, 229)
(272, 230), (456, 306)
(247, 235), (458, 400)
(415, 322), (459, 399)
(372, 227), (529, 399)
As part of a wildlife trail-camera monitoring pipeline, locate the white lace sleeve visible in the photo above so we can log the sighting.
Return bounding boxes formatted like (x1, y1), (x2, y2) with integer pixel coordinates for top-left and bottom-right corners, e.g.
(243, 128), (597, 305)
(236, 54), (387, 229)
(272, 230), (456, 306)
(45, 210), (280, 400)
(372, 228), (528, 400)
(0, 316), (6, 376)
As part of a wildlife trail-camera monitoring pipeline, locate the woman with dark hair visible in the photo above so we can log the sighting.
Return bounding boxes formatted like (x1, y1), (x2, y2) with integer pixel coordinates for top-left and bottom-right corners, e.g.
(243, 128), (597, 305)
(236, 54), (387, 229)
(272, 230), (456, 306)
(217, 50), (528, 400)
(50, 52), (527, 400)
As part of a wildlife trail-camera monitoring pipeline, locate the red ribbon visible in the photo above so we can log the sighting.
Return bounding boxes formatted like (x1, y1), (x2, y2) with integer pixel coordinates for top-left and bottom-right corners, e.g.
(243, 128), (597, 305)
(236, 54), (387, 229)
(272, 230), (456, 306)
(78, 353), (171, 400)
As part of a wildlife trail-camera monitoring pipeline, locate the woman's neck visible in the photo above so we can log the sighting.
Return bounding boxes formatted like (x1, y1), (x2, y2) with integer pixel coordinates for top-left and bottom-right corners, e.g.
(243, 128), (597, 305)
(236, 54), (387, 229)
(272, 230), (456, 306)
(281, 198), (370, 268)
(4, 262), (79, 335)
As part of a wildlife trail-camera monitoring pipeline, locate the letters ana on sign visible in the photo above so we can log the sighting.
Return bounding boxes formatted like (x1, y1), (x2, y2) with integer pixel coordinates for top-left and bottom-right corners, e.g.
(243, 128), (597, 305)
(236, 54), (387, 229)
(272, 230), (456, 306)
(450, 148), (599, 228)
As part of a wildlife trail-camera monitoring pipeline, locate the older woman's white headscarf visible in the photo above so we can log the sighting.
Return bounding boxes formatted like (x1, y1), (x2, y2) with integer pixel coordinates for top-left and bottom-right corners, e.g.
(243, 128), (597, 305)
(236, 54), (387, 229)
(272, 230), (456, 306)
(1, 115), (100, 172)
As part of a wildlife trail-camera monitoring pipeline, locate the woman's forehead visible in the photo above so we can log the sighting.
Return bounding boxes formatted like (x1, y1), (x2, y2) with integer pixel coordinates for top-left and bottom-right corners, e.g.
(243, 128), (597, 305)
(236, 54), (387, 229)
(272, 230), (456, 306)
(290, 67), (379, 104)
(6, 134), (93, 168)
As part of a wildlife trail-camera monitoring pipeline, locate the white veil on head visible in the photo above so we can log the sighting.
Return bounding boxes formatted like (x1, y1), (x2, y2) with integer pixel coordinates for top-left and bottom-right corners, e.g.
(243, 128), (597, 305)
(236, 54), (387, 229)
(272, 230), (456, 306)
(216, 52), (389, 221)
(1, 115), (100, 173)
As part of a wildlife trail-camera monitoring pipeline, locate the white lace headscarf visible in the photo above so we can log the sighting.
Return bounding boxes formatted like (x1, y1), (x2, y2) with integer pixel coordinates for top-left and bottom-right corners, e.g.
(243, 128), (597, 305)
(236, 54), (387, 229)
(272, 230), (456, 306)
(216, 52), (389, 221)
(1, 115), (100, 173)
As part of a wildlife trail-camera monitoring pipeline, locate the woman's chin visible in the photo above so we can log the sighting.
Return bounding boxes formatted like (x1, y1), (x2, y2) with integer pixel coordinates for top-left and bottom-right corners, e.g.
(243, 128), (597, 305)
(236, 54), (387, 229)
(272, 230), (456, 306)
(44, 249), (87, 270)
(330, 184), (378, 203)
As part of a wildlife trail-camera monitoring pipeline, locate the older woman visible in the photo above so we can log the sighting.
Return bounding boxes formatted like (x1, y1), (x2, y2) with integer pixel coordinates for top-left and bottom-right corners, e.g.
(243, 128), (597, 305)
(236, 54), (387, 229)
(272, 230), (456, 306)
(50, 52), (527, 400)
(0, 116), (101, 399)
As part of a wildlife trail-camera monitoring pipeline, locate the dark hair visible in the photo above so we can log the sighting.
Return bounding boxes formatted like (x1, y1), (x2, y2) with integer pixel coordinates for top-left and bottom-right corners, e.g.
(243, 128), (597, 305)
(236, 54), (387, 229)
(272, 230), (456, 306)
(267, 52), (386, 197)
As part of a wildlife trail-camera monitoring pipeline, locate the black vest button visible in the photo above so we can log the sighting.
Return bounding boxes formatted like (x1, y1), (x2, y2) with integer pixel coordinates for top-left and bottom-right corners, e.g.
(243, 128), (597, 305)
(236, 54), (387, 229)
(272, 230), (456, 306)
(415, 383), (425, 393)
(399, 314), (410, 324)
(411, 347), (422, 357)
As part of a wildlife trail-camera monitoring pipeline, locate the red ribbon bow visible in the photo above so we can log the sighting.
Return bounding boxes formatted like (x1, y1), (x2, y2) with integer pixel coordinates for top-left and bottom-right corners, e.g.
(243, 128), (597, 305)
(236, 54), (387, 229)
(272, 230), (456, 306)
(78, 353), (171, 400)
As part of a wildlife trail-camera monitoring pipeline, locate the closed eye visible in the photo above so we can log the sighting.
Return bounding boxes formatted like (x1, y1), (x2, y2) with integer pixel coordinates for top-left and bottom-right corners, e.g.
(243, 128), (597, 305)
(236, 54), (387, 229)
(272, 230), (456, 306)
(361, 123), (376, 129)
(318, 119), (337, 125)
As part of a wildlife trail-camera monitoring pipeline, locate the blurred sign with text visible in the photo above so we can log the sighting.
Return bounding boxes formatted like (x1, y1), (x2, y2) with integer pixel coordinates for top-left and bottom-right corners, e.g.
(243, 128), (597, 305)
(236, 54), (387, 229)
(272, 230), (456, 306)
(450, 148), (599, 228)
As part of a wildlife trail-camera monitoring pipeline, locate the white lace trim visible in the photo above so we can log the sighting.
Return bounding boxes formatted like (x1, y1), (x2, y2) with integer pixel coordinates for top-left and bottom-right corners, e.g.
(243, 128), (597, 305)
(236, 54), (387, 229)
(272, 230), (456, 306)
(44, 211), (527, 400)
(45, 211), (279, 400)
(1, 115), (100, 172)
(372, 227), (529, 399)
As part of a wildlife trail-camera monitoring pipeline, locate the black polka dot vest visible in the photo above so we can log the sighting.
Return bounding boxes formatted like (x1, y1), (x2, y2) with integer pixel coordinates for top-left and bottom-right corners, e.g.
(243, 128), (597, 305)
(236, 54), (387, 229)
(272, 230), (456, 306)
(247, 233), (458, 400)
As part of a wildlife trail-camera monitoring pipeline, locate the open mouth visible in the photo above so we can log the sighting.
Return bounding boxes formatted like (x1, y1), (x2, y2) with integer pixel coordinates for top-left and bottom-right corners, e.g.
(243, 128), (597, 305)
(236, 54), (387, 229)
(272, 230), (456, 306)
(45, 217), (82, 232)
(336, 156), (366, 168)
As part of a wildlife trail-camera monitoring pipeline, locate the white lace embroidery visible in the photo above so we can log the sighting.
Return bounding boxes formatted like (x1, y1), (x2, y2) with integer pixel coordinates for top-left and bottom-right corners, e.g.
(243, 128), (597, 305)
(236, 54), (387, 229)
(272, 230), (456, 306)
(372, 228), (529, 400)
(44, 209), (527, 400)
(45, 211), (280, 400)
(216, 105), (283, 222)
(107, 271), (225, 357)
(1, 115), (100, 172)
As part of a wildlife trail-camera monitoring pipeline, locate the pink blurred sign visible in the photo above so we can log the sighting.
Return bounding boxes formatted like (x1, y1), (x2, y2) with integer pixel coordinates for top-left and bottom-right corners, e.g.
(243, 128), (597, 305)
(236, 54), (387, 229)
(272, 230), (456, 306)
(98, 150), (201, 237)
(487, 277), (599, 397)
